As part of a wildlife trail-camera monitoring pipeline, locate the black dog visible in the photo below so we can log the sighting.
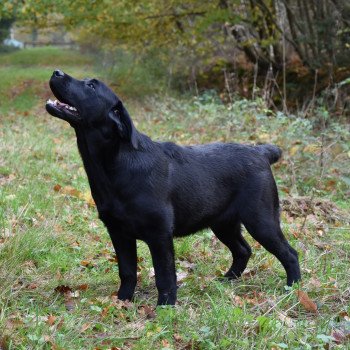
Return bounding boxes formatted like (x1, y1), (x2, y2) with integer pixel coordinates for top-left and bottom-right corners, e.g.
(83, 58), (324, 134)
(46, 70), (301, 306)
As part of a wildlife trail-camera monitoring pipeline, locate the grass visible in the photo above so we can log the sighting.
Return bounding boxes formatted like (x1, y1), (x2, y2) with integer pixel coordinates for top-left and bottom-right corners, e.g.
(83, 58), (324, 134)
(0, 47), (349, 350)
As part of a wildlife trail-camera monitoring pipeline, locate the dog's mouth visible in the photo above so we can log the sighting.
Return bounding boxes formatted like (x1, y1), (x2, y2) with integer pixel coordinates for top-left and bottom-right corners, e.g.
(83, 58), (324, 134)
(46, 98), (79, 115)
(46, 98), (81, 122)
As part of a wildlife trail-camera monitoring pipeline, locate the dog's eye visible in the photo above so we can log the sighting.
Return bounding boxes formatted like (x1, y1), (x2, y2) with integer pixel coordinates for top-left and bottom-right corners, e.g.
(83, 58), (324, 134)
(87, 83), (95, 90)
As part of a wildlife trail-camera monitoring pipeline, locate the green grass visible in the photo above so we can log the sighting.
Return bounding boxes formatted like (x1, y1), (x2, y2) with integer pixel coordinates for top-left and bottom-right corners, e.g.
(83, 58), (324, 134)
(0, 48), (349, 350)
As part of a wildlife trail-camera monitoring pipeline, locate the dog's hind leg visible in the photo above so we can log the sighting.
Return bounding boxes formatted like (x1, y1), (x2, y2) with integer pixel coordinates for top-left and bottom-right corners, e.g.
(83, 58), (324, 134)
(211, 221), (252, 280)
(240, 213), (301, 286)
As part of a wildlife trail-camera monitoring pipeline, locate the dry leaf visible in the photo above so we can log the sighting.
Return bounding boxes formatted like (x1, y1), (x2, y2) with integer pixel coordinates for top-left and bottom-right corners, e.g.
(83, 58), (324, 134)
(83, 191), (95, 206)
(303, 144), (319, 154)
(80, 323), (91, 333)
(309, 277), (322, 288)
(46, 315), (57, 326)
(53, 184), (62, 192)
(77, 284), (89, 291)
(161, 339), (171, 348)
(289, 145), (299, 156)
(80, 260), (94, 268)
(276, 311), (295, 328)
(178, 260), (195, 270)
(173, 333), (182, 342)
(54, 285), (73, 294)
(101, 306), (110, 318)
(121, 300), (133, 310)
(231, 294), (244, 306)
(296, 290), (318, 313)
(138, 305), (156, 319)
(331, 324), (350, 344)
(26, 283), (38, 290)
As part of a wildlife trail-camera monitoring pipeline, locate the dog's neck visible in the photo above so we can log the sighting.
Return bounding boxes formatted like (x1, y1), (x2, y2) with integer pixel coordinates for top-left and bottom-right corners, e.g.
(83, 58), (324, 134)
(75, 127), (120, 210)
(74, 125), (154, 211)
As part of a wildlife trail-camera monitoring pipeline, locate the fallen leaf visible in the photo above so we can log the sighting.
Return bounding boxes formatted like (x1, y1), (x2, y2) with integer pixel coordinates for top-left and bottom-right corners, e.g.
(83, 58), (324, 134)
(80, 260), (94, 268)
(61, 185), (82, 198)
(331, 324), (350, 344)
(54, 285), (73, 294)
(121, 300), (133, 310)
(26, 283), (38, 290)
(289, 145), (299, 156)
(46, 315), (57, 326)
(276, 311), (295, 328)
(296, 290), (318, 313)
(173, 333), (182, 342)
(231, 294), (244, 306)
(178, 260), (195, 270)
(309, 277), (322, 288)
(53, 184), (62, 192)
(77, 284), (89, 291)
(138, 305), (156, 319)
(161, 339), (171, 348)
(101, 306), (110, 318)
(80, 323), (91, 333)
(83, 191), (95, 207)
(303, 144), (319, 154)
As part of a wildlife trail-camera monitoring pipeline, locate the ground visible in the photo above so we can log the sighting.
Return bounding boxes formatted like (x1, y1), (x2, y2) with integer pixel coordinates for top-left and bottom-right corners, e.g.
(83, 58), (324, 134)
(0, 47), (349, 350)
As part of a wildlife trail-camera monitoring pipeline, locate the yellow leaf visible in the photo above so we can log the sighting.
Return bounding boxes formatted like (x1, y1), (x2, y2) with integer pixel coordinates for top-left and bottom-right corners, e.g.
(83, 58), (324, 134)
(258, 133), (270, 142)
(61, 186), (82, 198)
(289, 145), (299, 156)
(303, 144), (319, 154)
(83, 191), (95, 206)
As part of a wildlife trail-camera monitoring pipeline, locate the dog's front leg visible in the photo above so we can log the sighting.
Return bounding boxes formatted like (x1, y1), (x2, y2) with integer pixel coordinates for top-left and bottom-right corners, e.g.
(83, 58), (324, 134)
(109, 234), (137, 301)
(147, 235), (177, 306)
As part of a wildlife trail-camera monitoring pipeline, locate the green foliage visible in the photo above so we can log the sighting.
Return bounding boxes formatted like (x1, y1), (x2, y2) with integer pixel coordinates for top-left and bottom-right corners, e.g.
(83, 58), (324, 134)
(1, 0), (349, 112)
(98, 49), (169, 97)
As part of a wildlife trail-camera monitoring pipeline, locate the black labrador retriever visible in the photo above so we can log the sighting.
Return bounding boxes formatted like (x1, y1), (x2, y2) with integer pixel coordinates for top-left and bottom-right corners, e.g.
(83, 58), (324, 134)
(46, 70), (301, 305)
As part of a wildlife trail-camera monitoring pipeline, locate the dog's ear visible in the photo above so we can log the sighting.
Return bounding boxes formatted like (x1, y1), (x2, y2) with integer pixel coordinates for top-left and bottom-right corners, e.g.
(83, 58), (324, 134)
(108, 100), (138, 149)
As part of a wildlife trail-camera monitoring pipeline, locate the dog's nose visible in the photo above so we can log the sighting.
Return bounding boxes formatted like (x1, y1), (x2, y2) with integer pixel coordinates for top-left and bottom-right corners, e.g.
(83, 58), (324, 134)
(53, 69), (64, 77)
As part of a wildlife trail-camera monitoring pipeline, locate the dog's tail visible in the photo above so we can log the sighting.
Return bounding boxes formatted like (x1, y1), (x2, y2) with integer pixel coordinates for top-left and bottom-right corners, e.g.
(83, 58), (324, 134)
(257, 144), (282, 165)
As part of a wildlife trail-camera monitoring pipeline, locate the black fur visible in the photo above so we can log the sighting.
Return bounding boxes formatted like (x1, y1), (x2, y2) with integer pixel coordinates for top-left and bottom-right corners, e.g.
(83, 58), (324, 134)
(46, 70), (301, 306)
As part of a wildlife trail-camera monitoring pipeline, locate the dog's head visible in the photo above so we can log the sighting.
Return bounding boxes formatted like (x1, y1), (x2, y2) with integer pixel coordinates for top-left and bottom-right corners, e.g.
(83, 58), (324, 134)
(46, 70), (138, 148)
